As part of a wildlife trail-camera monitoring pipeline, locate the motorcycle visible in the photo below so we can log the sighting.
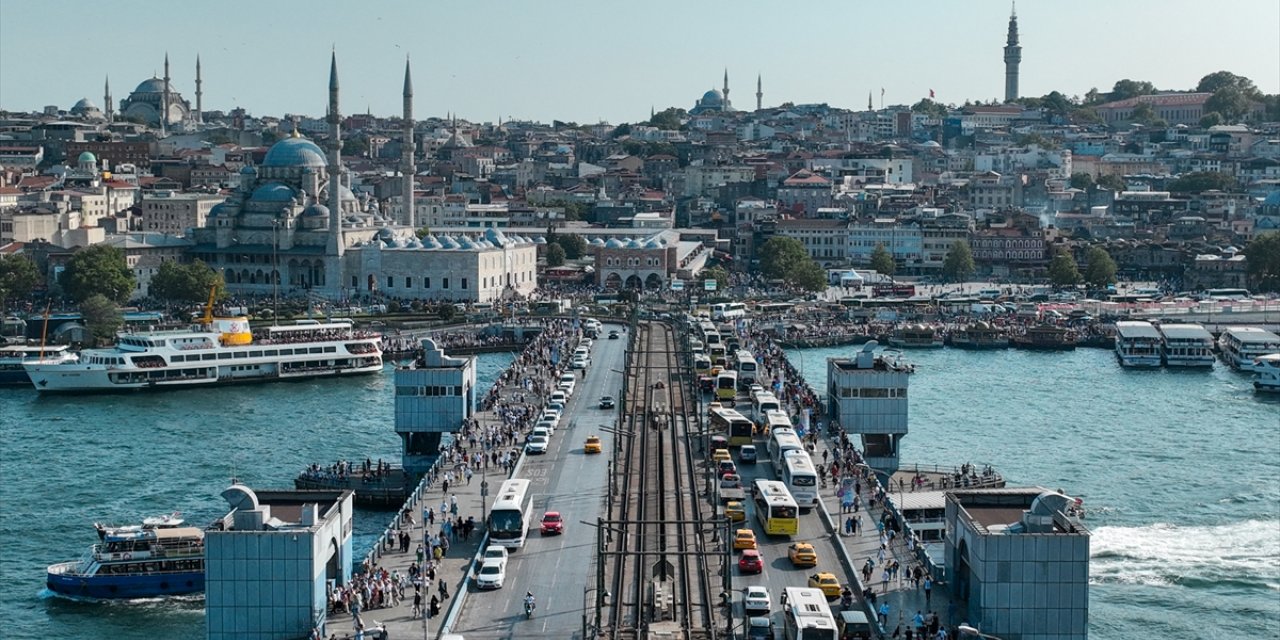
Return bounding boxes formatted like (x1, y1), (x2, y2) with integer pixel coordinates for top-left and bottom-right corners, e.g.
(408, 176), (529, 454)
(524, 599), (536, 619)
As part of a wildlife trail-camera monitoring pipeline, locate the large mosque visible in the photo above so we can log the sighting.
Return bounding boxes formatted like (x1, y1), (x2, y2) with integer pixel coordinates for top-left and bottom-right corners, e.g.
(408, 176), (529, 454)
(189, 54), (537, 303)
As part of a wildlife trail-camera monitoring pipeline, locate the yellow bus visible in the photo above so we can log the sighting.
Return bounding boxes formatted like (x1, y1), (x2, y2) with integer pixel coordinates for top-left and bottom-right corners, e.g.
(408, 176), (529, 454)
(694, 354), (713, 377)
(715, 370), (738, 402)
(752, 479), (799, 536)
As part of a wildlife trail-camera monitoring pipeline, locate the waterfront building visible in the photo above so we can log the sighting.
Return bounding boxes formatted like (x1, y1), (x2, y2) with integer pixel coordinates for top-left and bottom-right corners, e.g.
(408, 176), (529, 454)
(394, 338), (477, 479)
(827, 343), (911, 473)
(775, 218), (848, 265)
(946, 488), (1090, 640)
(206, 484), (355, 640)
(139, 190), (223, 235)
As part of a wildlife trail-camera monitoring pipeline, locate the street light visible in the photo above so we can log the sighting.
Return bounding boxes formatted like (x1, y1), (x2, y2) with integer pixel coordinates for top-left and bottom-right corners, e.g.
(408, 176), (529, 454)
(958, 624), (1004, 639)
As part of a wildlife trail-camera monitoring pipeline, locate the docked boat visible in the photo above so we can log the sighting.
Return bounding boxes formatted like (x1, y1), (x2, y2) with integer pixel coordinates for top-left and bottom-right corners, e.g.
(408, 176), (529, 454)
(1157, 323), (1215, 367)
(0, 343), (77, 385)
(1218, 327), (1280, 372)
(888, 324), (944, 348)
(1010, 324), (1078, 351)
(1253, 354), (1280, 393)
(46, 514), (204, 599)
(949, 322), (1009, 349)
(24, 319), (382, 393)
(1114, 321), (1163, 367)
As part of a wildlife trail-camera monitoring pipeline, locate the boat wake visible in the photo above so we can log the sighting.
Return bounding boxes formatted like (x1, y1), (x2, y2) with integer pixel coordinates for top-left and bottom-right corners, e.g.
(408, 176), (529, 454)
(39, 587), (204, 605)
(1090, 519), (1280, 590)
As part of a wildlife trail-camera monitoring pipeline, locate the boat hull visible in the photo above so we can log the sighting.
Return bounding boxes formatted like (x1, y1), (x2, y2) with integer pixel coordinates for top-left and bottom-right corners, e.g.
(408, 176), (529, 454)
(26, 362), (382, 393)
(46, 567), (203, 599)
(0, 369), (33, 385)
(950, 339), (1010, 350)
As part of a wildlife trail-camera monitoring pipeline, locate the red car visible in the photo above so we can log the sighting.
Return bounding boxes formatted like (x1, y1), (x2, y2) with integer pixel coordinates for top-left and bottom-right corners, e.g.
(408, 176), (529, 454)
(738, 548), (764, 574)
(540, 511), (564, 535)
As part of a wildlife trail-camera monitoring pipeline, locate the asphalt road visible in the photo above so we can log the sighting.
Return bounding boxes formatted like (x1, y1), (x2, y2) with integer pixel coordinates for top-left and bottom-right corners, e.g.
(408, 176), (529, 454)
(451, 324), (627, 639)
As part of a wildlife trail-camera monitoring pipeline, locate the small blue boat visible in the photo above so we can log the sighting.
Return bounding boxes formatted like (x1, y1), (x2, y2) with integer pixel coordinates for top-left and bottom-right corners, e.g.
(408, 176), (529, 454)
(46, 513), (204, 599)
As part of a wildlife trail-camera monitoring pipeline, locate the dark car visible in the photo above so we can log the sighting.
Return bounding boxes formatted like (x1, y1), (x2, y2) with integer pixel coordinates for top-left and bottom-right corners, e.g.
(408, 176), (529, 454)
(599, 396), (616, 409)
(608, 330), (620, 340)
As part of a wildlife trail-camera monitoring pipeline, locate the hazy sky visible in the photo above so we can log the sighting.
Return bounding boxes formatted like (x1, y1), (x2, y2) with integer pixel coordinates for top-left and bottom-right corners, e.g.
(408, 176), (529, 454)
(2, 0), (1276, 124)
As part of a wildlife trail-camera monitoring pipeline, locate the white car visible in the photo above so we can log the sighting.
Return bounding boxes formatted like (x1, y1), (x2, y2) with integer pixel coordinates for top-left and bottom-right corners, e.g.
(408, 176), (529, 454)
(559, 374), (577, 395)
(475, 558), (506, 590)
(549, 390), (567, 404)
(541, 408), (562, 425)
(743, 585), (771, 615)
(526, 434), (550, 455)
(535, 417), (557, 435)
(531, 426), (551, 442)
(572, 357), (590, 370)
(482, 546), (509, 564)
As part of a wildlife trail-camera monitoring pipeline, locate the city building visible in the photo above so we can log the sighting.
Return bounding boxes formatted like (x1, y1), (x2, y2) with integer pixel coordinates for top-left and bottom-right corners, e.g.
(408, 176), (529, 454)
(775, 218), (848, 265)
(206, 484), (354, 640)
(827, 344), (912, 473)
(139, 191), (223, 235)
(394, 338), (477, 479)
(945, 487), (1090, 640)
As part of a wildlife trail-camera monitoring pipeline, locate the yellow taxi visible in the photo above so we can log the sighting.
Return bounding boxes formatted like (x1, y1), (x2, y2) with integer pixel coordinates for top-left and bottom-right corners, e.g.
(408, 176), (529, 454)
(808, 572), (842, 598)
(733, 528), (758, 551)
(712, 449), (732, 464)
(584, 435), (602, 454)
(787, 542), (818, 567)
(725, 501), (746, 523)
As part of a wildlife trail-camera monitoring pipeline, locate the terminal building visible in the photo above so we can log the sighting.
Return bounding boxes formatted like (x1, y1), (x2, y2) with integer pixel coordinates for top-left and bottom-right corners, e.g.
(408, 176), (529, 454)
(826, 342), (911, 473)
(205, 484), (354, 640)
(394, 338), (477, 478)
(945, 487), (1091, 640)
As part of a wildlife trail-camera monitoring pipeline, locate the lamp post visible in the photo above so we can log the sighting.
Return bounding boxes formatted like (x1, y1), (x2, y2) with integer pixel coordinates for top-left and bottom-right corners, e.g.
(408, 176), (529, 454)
(957, 624), (1004, 640)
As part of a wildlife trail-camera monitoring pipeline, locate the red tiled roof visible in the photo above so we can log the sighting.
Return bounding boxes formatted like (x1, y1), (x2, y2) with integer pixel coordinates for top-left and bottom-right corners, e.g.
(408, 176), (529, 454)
(1096, 92), (1212, 111)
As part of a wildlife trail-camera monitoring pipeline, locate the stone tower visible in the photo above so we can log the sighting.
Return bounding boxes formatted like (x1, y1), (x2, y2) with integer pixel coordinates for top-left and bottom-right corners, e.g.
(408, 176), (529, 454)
(104, 76), (113, 124)
(161, 53), (171, 136)
(403, 57), (416, 229)
(1004, 3), (1022, 103)
(756, 74), (762, 111)
(195, 55), (203, 125)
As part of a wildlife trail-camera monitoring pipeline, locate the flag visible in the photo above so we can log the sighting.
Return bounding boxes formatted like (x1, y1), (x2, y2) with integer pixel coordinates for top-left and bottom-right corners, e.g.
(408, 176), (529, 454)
(880, 87), (885, 97)
(929, 89), (935, 98)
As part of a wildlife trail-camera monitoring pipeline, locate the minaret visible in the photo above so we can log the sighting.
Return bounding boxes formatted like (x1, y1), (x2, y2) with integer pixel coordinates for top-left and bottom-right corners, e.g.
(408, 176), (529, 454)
(402, 56), (416, 229)
(722, 68), (730, 110)
(1004, 2), (1022, 103)
(756, 74), (763, 111)
(868, 91), (874, 111)
(195, 55), (203, 125)
(161, 53), (170, 136)
(104, 76), (113, 124)
(327, 51), (344, 258)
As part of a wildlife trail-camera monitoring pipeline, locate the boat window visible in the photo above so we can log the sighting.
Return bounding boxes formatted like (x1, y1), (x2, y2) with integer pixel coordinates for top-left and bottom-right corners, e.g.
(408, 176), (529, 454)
(217, 353), (232, 360)
(233, 352), (247, 359)
(202, 353), (216, 361)
(264, 350), (277, 356)
(250, 351), (262, 357)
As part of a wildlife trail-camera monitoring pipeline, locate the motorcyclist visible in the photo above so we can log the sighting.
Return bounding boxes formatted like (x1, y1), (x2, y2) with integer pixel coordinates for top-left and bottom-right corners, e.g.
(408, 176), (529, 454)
(524, 591), (536, 611)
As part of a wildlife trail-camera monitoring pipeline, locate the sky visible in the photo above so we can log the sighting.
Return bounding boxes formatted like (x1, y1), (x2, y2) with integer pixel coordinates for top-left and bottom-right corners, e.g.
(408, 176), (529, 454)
(2, 0), (1277, 125)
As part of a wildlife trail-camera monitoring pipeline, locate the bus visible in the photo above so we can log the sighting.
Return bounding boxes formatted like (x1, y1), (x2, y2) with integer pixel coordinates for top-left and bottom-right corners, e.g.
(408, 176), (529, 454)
(715, 370), (738, 402)
(752, 479), (799, 536)
(1205, 288), (1251, 301)
(872, 284), (916, 298)
(782, 451), (819, 508)
(762, 410), (793, 440)
(768, 425), (804, 476)
(711, 302), (747, 321)
(487, 479), (533, 548)
(782, 587), (838, 640)
(709, 344), (728, 368)
(694, 354), (713, 376)
(709, 406), (756, 447)
(751, 392), (782, 421)
(735, 350), (759, 385)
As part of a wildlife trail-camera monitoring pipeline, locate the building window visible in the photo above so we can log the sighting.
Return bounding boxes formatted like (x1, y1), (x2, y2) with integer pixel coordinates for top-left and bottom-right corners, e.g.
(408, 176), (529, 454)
(443, 277), (449, 289)
(461, 278), (468, 289)
(406, 277), (412, 288)
(351, 275), (358, 287)
(387, 276), (394, 289)
(424, 277), (431, 288)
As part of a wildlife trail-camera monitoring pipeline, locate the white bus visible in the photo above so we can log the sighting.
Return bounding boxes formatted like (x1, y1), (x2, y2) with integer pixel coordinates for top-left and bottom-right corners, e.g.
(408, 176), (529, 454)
(711, 302), (747, 321)
(782, 587), (838, 640)
(751, 391), (781, 421)
(487, 479), (533, 548)
(782, 451), (819, 508)
(767, 425), (804, 476)
(735, 350), (759, 385)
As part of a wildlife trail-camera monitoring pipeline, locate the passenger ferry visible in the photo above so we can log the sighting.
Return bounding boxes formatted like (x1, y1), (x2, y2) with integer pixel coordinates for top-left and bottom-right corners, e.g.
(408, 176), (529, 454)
(0, 343), (77, 385)
(1114, 321), (1163, 367)
(46, 513), (204, 599)
(949, 322), (1009, 349)
(24, 318), (382, 392)
(1010, 324), (1078, 351)
(1252, 354), (1280, 393)
(1157, 323), (1215, 367)
(1218, 327), (1280, 372)
(888, 324), (944, 348)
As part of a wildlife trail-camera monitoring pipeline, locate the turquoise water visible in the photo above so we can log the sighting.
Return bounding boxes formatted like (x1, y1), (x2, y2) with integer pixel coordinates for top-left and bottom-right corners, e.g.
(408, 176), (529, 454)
(0, 353), (512, 640)
(786, 346), (1280, 640)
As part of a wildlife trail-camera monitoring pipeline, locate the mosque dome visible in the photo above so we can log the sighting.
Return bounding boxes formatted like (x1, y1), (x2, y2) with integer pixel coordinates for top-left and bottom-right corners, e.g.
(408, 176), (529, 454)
(252, 182), (297, 202)
(209, 202), (232, 217)
(77, 151), (97, 165)
(605, 238), (625, 249)
(590, 237), (606, 246)
(70, 98), (98, 114)
(303, 203), (329, 217)
(263, 136), (328, 168)
(133, 78), (172, 94)
(240, 165), (258, 175)
(319, 182), (357, 203)
(535, 236), (547, 244)
(701, 89), (724, 106)
(377, 227), (396, 241)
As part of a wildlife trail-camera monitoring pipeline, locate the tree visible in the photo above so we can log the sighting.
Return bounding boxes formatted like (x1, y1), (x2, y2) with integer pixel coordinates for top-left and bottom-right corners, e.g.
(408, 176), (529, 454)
(1110, 79), (1158, 101)
(1196, 71), (1261, 99)
(647, 108), (685, 131)
(149, 260), (224, 303)
(793, 261), (829, 293)
(1016, 133), (1057, 149)
(941, 240), (976, 282)
(1047, 250), (1081, 287)
(1204, 86), (1253, 123)
(0, 254), (40, 306)
(1069, 173), (1095, 190)
(1244, 231), (1280, 293)
(701, 266), (729, 291)
(611, 123), (632, 138)
(910, 98), (948, 119)
(414, 226), (432, 239)
(1128, 103), (1162, 126)
(60, 245), (134, 304)
(1199, 112), (1224, 128)
(80, 294), (123, 344)
(1168, 172), (1237, 194)
(1096, 174), (1126, 191)
(437, 303), (456, 323)
(342, 136), (369, 157)
(544, 243), (566, 267)
(1083, 246), (1117, 287)
(555, 233), (588, 260)
(759, 237), (811, 280)
(869, 243), (896, 276)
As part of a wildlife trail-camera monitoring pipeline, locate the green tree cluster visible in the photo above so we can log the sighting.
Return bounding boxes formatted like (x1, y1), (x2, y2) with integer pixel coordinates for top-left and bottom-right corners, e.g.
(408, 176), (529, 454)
(0, 254), (40, 306)
(910, 98), (949, 119)
(1069, 173), (1094, 190)
(552, 234), (588, 260)
(941, 241), (975, 282)
(1167, 172), (1237, 194)
(1048, 250), (1081, 286)
(701, 266), (729, 291)
(758, 237), (828, 292)
(60, 245), (135, 304)
(647, 108), (686, 131)
(1110, 79), (1159, 101)
(150, 260), (224, 303)
(1083, 246), (1117, 287)
(544, 243), (566, 267)
(80, 294), (123, 344)
(1244, 231), (1280, 293)
(869, 243), (896, 276)
(1096, 174), (1126, 191)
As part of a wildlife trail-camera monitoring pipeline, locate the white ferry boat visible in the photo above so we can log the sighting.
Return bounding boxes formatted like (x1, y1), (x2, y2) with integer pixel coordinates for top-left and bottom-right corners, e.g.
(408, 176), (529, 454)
(0, 343), (78, 385)
(1253, 354), (1280, 393)
(24, 318), (381, 393)
(1157, 323), (1215, 367)
(1218, 327), (1280, 373)
(1114, 321), (1163, 367)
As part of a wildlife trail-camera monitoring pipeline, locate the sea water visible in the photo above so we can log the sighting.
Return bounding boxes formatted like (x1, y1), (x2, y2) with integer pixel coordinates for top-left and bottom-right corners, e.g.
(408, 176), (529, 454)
(785, 346), (1280, 639)
(0, 352), (513, 640)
